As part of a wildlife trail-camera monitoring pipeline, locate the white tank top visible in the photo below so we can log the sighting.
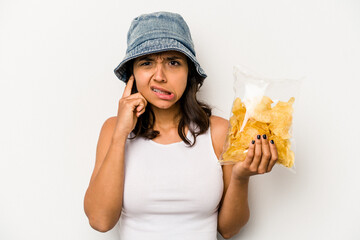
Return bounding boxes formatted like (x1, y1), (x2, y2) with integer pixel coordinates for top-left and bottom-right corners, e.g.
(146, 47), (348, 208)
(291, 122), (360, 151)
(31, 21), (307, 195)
(116, 121), (224, 240)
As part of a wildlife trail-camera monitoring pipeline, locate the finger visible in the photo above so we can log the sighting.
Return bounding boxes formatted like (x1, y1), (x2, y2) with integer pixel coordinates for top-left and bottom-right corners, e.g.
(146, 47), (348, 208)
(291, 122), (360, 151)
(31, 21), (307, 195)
(243, 139), (256, 168)
(136, 104), (143, 112)
(136, 105), (146, 117)
(122, 75), (135, 98)
(258, 134), (271, 174)
(249, 134), (262, 172)
(267, 139), (278, 172)
(131, 98), (146, 112)
(127, 97), (147, 116)
(127, 93), (148, 110)
(136, 100), (146, 113)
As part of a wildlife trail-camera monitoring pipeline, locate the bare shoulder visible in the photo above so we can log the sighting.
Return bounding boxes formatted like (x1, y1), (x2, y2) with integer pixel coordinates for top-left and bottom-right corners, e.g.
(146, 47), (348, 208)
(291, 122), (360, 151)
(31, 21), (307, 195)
(88, 116), (117, 185)
(209, 115), (229, 159)
(98, 115), (118, 153)
(209, 115), (233, 209)
(105, 116), (118, 128)
(210, 115), (229, 135)
(98, 116), (118, 141)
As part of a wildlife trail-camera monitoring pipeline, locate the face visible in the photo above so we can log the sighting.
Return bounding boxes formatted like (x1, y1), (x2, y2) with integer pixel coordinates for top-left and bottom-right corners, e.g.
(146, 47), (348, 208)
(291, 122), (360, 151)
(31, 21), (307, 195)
(132, 51), (189, 110)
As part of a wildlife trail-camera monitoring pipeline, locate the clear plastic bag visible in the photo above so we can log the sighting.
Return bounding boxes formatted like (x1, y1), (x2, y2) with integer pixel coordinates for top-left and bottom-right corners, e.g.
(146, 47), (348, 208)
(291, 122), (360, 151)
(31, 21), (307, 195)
(219, 64), (303, 172)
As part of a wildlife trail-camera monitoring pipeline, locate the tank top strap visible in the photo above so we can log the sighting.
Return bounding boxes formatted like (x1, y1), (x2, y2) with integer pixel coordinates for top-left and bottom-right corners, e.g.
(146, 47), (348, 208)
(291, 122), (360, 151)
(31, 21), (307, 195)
(188, 120), (219, 162)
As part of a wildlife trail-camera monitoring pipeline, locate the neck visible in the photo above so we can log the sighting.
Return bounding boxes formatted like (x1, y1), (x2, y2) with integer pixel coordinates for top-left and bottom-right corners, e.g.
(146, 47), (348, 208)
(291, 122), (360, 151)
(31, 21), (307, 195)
(151, 103), (182, 131)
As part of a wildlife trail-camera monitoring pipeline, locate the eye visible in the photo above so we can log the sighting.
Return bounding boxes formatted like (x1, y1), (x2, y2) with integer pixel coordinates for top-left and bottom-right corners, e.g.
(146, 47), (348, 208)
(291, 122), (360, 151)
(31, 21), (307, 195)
(140, 61), (151, 66)
(169, 61), (180, 66)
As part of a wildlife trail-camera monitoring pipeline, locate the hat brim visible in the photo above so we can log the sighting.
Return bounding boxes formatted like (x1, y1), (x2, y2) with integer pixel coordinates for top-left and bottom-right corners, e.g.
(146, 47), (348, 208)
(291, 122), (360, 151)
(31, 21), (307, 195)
(114, 38), (207, 83)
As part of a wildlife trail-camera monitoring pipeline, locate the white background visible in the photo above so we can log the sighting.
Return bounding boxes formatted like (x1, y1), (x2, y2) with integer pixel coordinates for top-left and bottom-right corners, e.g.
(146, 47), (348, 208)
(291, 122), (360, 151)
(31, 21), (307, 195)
(1, 0), (359, 239)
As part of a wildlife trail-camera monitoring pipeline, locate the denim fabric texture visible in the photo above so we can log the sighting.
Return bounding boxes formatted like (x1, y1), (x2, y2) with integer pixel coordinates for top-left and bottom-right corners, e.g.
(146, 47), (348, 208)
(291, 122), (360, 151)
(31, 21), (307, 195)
(114, 11), (207, 83)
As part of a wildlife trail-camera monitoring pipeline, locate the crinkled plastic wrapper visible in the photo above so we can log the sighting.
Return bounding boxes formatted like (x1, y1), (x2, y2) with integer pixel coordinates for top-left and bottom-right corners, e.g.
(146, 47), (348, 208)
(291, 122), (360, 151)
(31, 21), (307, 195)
(219, 65), (303, 172)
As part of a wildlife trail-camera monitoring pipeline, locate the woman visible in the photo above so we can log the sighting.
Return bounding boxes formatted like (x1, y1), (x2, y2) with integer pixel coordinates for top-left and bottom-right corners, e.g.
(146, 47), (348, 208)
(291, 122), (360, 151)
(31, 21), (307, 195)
(84, 11), (278, 239)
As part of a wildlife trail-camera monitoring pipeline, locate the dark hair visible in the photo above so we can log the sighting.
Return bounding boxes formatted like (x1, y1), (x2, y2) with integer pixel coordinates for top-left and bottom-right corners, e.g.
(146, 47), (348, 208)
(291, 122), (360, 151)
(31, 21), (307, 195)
(126, 56), (212, 147)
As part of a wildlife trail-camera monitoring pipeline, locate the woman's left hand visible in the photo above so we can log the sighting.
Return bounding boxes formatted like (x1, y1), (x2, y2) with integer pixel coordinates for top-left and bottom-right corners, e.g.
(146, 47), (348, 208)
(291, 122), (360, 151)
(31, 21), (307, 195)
(232, 134), (278, 181)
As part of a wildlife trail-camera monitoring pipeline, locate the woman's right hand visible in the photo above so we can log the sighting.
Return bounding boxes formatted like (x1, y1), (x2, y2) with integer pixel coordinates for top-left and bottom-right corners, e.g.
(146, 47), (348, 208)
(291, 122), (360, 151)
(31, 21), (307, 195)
(113, 75), (148, 139)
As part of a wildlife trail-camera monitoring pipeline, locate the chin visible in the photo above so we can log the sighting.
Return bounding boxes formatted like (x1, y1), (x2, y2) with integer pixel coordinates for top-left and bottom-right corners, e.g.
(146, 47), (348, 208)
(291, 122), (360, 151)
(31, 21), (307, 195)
(150, 99), (179, 110)
(152, 102), (174, 110)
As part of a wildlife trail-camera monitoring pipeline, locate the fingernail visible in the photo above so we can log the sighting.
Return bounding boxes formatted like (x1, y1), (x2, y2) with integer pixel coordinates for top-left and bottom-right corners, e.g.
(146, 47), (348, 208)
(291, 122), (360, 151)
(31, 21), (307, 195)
(257, 135), (261, 139)
(263, 134), (267, 139)
(270, 140), (274, 144)
(252, 140), (255, 144)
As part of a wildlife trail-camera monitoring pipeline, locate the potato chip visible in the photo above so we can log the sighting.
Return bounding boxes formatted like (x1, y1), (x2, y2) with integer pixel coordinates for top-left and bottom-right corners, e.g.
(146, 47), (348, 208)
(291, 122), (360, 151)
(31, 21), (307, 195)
(219, 96), (295, 168)
(269, 97), (295, 139)
(253, 96), (273, 123)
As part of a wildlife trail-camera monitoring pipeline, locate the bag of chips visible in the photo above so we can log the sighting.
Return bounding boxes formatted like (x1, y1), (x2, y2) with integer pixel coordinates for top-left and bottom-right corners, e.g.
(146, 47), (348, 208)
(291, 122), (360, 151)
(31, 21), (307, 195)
(219, 64), (303, 172)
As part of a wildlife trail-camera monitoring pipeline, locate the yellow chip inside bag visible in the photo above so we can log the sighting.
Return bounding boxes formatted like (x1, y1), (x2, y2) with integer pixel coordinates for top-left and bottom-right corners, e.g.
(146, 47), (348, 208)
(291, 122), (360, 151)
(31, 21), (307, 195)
(220, 96), (295, 168)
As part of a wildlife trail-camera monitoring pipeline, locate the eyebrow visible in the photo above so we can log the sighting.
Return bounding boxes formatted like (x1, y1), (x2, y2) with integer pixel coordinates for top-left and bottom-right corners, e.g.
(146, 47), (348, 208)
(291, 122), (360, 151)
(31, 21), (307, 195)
(137, 56), (153, 62)
(136, 55), (184, 62)
(167, 56), (183, 61)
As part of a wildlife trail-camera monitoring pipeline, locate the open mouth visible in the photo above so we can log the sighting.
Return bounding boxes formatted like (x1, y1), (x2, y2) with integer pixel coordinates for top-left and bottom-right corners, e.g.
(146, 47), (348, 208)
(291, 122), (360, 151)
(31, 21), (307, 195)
(152, 88), (171, 95)
(151, 87), (172, 95)
(151, 86), (175, 100)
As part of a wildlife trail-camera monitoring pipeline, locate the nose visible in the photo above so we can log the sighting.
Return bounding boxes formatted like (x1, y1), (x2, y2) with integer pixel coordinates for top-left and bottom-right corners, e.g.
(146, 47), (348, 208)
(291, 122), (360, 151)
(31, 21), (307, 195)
(152, 64), (166, 82)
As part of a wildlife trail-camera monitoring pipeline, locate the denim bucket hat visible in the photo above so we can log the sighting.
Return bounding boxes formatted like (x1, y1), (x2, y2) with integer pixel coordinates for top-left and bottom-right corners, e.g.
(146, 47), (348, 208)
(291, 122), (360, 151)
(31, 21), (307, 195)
(114, 11), (207, 83)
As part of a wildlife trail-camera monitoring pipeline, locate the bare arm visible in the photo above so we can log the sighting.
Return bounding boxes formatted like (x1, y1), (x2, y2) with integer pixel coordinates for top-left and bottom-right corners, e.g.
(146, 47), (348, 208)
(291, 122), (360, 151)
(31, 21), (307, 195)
(83, 117), (127, 232)
(84, 75), (147, 232)
(217, 175), (250, 239)
(210, 116), (247, 238)
(217, 135), (278, 238)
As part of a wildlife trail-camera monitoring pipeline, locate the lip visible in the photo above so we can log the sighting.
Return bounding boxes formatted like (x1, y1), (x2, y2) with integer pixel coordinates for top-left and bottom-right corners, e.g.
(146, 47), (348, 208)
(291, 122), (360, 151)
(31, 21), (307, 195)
(150, 86), (172, 94)
(150, 86), (175, 100)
